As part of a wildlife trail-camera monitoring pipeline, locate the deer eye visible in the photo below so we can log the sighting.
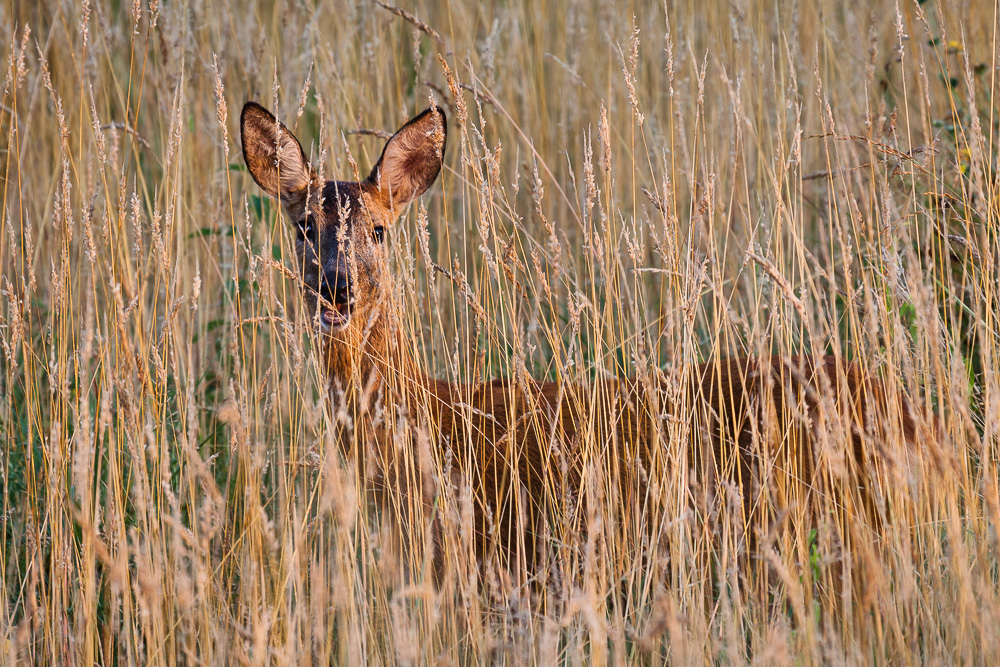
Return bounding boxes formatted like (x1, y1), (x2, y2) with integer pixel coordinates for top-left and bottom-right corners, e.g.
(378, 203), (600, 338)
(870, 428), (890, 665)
(296, 214), (315, 240)
(372, 225), (386, 244)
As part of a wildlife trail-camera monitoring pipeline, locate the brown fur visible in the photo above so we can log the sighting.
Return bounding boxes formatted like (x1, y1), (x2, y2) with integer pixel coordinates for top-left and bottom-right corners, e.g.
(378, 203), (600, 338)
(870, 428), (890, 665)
(241, 102), (918, 583)
(357, 351), (916, 580)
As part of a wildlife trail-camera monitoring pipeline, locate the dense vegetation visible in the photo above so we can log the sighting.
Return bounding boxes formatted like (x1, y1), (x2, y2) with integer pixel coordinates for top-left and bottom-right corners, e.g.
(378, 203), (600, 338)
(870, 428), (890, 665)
(1, 0), (998, 663)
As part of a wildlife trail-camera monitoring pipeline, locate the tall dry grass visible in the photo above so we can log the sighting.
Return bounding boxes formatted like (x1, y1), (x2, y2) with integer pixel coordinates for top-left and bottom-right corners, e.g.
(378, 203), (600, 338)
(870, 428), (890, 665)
(1, 0), (998, 663)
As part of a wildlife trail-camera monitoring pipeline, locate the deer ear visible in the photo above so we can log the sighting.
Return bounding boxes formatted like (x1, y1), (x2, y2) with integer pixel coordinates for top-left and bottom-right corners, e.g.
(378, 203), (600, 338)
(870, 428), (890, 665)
(241, 101), (318, 214)
(364, 107), (446, 218)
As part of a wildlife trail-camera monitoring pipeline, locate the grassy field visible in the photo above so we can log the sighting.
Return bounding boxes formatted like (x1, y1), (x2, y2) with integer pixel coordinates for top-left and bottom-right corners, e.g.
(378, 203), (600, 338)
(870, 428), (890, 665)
(1, 0), (998, 663)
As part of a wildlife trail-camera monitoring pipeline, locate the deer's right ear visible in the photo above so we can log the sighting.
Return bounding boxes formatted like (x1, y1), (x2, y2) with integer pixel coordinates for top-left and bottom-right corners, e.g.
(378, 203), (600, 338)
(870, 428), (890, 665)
(363, 107), (446, 219)
(240, 101), (318, 213)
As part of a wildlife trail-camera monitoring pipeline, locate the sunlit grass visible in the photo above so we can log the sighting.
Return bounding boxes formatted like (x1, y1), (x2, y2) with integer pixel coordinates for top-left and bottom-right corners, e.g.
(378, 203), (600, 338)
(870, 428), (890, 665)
(1, 0), (998, 663)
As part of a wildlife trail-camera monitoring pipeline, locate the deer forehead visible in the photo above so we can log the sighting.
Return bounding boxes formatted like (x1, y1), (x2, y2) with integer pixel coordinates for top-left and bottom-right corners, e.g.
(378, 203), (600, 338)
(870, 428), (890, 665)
(313, 181), (392, 228)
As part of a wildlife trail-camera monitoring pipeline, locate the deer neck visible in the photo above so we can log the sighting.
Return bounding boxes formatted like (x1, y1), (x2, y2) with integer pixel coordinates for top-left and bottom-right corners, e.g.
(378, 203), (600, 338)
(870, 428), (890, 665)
(322, 302), (425, 405)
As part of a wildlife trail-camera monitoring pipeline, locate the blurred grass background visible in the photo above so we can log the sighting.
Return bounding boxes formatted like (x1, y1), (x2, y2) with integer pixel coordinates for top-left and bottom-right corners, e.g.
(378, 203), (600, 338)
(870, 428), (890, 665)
(1, 0), (998, 663)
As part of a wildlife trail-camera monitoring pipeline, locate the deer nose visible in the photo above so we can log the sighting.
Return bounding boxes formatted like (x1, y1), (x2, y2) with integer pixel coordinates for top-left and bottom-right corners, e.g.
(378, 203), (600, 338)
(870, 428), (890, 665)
(321, 270), (351, 306)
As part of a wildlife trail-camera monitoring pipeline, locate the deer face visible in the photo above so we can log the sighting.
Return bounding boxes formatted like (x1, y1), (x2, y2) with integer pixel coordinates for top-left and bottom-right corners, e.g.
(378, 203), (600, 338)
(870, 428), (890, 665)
(240, 102), (446, 335)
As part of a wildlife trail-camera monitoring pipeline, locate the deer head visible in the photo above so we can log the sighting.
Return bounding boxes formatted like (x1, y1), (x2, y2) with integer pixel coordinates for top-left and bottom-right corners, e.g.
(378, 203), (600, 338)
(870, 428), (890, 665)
(240, 102), (446, 339)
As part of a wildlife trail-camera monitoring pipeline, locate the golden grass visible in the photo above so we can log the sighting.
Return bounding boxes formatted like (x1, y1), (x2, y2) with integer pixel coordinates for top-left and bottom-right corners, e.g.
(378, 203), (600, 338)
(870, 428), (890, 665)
(1, 0), (998, 663)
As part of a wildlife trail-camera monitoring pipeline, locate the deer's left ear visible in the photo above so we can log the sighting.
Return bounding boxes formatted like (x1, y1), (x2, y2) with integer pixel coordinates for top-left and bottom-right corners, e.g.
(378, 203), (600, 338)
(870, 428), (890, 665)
(363, 107), (446, 219)
(241, 101), (319, 217)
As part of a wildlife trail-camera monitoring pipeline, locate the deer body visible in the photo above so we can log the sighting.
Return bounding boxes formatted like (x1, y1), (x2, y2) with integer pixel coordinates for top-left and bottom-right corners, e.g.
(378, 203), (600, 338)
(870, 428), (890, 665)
(241, 102), (915, 579)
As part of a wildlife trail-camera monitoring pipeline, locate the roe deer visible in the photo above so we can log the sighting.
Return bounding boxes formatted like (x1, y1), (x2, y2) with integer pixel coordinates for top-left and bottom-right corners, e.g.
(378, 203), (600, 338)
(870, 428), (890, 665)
(240, 101), (918, 585)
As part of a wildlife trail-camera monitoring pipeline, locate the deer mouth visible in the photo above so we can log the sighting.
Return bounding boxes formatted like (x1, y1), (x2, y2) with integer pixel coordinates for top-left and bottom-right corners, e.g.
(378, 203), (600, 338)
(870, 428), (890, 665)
(320, 301), (351, 332)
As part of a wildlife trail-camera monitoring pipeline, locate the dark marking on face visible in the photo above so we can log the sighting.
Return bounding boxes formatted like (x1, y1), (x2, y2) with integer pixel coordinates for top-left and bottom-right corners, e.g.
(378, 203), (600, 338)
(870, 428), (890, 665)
(293, 181), (393, 334)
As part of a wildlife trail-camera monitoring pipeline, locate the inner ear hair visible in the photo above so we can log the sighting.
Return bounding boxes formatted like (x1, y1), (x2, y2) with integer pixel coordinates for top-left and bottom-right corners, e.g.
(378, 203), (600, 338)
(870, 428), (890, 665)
(365, 107), (446, 216)
(240, 101), (318, 212)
